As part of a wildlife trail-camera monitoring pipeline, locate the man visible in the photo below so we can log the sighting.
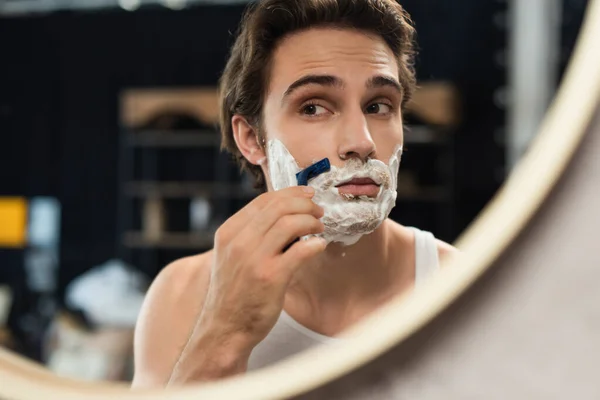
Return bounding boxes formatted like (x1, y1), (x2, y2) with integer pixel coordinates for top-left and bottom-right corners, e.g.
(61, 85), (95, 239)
(132, 0), (458, 389)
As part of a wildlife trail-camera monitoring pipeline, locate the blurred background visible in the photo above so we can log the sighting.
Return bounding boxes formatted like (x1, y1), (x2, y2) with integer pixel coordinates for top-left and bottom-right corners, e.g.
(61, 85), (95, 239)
(0, 0), (590, 384)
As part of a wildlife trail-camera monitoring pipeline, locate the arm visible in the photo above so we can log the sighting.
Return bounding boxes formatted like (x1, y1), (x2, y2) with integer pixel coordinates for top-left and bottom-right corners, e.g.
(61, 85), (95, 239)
(131, 255), (212, 389)
(131, 187), (326, 388)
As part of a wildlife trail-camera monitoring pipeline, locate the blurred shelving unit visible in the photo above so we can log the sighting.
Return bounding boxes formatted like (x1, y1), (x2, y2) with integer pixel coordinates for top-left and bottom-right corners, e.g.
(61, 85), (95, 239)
(395, 81), (461, 242)
(116, 87), (252, 275)
(122, 231), (215, 250)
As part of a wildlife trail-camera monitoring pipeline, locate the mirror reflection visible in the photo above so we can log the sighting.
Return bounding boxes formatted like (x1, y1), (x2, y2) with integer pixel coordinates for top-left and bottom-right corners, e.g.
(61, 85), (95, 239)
(0, 0), (589, 389)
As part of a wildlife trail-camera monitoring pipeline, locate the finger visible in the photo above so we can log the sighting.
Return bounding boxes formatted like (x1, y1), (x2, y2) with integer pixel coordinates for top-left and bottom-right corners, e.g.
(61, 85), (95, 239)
(222, 186), (318, 239)
(244, 186), (317, 219)
(240, 195), (324, 241)
(278, 236), (328, 273)
(260, 214), (325, 255)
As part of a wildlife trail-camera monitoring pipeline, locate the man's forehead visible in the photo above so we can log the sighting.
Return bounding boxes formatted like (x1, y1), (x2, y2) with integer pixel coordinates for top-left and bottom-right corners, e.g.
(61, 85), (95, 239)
(268, 28), (399, 87)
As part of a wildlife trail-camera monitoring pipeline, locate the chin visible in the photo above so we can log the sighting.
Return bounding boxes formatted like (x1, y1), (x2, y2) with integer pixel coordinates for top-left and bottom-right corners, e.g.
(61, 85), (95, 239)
(321, 212), (385, 245)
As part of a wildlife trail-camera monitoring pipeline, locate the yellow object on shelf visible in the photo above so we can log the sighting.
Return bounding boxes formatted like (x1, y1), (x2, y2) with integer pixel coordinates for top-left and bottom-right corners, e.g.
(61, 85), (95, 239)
(0, 197), (27, 248)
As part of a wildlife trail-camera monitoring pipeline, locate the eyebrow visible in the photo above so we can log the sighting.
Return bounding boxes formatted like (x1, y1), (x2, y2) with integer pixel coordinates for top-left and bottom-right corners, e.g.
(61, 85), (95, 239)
(366, 75), (403, 95)
(283, 74), (344, 99)
(282, 74), (403, 101)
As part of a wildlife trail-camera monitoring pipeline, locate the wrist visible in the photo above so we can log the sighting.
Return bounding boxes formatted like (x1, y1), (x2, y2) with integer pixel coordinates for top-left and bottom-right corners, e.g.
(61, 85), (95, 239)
(169, 324), (253, 385)
(194, 327), (253, 374)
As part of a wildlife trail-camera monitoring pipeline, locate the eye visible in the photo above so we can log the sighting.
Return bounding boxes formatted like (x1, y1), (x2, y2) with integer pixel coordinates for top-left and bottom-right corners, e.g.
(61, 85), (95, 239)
(365, 102), (392, 115)
(301, 103), (329, 117)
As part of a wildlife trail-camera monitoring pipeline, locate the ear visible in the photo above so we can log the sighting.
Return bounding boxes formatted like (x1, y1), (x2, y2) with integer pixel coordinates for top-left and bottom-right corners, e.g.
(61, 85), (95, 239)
(231, 115), (266, 165)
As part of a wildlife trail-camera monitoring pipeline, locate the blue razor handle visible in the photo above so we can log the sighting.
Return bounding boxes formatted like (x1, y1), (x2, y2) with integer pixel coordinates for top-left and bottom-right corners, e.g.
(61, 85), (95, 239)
(296, 158), (331, 186)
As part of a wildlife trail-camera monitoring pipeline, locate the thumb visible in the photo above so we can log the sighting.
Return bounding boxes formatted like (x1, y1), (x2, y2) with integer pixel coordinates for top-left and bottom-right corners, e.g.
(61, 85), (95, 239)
(279, 236), (327, 273)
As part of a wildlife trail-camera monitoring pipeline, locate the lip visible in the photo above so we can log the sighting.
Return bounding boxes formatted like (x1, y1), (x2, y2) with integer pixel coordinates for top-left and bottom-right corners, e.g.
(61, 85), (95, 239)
(335, 177), (379, 187)
(336, 177), (381, 197)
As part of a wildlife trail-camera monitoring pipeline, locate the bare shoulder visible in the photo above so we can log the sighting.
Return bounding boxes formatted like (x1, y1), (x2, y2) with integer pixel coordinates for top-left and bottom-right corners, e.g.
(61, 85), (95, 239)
(132, 251), (214, 388)
(149, 251), (213, 300)
(139, 251), (214, 318)
(435, 239), (461, 267)
(385, 219), (460, 267)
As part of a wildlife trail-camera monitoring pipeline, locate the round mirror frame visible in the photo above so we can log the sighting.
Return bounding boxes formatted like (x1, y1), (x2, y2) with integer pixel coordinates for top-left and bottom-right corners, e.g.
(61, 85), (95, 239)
(1, 1), (600, 398)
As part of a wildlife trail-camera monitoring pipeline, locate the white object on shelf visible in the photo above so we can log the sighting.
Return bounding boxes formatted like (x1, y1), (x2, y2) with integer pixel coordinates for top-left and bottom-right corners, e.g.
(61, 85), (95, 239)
(143, 197), (165, 240)
(27, 197), (61, 248)
(190, 196), (212, 232)
(65, 259), (148, 328)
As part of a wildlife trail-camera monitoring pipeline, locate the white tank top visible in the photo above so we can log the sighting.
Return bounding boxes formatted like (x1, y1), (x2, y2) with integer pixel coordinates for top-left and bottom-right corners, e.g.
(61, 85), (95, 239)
(247, 227), (440, 371)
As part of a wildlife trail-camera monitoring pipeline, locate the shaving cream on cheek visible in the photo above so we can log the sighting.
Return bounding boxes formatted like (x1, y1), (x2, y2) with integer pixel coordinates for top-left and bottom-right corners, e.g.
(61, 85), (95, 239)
(266, 139), (301, 191)
(266, 139), (403, 246)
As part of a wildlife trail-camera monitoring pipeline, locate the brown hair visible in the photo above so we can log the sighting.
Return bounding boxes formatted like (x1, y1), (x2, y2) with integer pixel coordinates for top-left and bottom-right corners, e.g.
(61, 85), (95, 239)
(219, 0), (417, 191)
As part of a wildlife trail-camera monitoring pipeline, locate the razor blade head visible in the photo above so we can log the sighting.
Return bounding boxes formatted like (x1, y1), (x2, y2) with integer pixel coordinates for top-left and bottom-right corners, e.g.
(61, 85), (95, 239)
(296, 158), (331, 186)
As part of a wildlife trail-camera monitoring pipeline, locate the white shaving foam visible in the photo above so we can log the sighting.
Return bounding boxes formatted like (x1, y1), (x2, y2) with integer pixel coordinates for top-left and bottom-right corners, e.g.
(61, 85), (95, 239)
(267, 139), (402, 246)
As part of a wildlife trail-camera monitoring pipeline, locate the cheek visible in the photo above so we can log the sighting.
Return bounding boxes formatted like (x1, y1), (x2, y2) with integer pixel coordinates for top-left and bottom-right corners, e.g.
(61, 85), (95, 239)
(284, 139), (332, 168)
(371, 122), (404, 160)
(269, 120), (337, 167)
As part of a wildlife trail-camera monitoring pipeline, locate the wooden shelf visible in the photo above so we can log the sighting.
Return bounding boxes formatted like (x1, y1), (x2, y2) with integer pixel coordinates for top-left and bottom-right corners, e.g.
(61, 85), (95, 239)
(120, 87), (219, 128)
(404, 81), (461, 127)
(124, 181), (259, 199)
(404, 125), (450, 145)
(126, 130), (220, 147)
(0, 328), (12, 347)
(123, 231), (214, 249)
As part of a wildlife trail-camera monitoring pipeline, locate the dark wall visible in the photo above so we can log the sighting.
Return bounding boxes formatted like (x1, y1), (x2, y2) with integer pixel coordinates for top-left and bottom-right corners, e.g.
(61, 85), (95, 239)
(0, 6), (246, 294)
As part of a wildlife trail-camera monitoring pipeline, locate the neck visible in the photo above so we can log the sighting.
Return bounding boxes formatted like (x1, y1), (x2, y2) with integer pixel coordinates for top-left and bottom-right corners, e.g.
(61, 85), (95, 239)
(286, 220), (413, 319)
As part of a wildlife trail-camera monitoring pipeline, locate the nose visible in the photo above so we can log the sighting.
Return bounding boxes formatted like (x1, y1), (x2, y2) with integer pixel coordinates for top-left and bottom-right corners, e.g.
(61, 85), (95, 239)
(337, 112), (376, 162)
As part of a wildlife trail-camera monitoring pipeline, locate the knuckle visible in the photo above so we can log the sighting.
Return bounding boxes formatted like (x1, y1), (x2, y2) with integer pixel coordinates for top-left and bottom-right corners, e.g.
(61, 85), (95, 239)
(254, 265), (277, 284)
(252, 191), (272, 209)
(290, 244), (312, 260)
(214, 226), (228, 245)
(271, 199), (289, 216)
(283, 185), (301, 194)
(314, 219), (325, 232)
(256, 191), (272, 203)
(314, 204), (325, 216)
(228, 240), (244, 258)
(278, 215), (295, 232)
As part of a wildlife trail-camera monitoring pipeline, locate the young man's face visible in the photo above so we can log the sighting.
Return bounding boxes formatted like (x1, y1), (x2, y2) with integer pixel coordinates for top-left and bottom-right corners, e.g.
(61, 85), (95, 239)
(262, 27), (405, 193)
(233, 27), (405, 245)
